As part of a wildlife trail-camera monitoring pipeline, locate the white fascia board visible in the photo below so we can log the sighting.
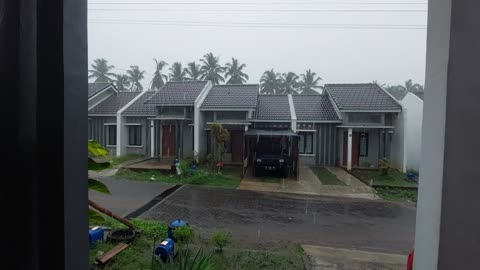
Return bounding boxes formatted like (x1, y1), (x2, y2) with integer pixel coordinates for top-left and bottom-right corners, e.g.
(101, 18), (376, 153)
(378, 84), (404, 106)
(249, 119), (291, 123)
(288, 94), (297, 132)
(340, 109), (402, 113)
(324, 90), (343, 121)
(88, 84), (117, 101)
(88, 91), (114, 111)
(200, 108), (254, 111)
(194, 81), (213, 158)
(88, 114), (116, 117)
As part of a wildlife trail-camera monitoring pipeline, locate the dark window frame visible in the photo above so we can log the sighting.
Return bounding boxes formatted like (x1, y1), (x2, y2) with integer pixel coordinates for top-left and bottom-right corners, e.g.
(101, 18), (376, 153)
(128, 125), (142, 146)
(299, 132), (314, 154)
(359, 132), (369, 157)
(107, 125), (117, 146)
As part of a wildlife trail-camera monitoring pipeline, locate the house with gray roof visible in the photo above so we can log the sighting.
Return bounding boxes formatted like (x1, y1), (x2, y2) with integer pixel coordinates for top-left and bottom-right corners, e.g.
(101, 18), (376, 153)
(324, 83), (402, 170)
(88, 80), (406, 175)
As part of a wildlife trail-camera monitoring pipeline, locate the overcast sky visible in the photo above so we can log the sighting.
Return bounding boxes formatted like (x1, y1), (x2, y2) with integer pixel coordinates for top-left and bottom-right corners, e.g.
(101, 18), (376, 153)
(88, 1), (428, 89)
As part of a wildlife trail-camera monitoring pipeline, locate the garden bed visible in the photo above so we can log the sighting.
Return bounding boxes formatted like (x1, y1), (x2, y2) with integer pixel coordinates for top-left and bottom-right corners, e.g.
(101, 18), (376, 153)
(114, 166), (243, 189)
(351, 169), (418, 188)
(310, 167), (346, 185)
(89, 215), (304, 270)
(375, 187), (418, 203)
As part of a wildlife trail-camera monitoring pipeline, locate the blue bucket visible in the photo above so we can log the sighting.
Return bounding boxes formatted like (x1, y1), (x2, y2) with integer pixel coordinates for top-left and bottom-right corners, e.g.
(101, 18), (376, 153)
(154, 238), (175, 262)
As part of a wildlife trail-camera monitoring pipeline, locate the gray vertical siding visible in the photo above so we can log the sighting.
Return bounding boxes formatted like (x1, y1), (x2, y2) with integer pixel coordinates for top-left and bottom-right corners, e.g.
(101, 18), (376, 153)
(88, 116), (115, 148)
(299, 123), (338, 167)
(317, 123), (338, 167)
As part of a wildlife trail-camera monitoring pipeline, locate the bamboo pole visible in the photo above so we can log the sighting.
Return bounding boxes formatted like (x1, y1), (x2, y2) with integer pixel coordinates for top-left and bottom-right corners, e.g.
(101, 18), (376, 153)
(89, 199), (135, 229)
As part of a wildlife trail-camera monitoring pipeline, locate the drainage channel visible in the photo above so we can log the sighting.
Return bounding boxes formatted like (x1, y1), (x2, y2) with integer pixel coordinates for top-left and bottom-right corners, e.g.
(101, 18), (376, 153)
(125, 185), (183, 219)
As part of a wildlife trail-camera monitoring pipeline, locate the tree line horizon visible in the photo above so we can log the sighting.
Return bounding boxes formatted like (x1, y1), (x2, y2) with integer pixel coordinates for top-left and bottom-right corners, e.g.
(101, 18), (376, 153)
(89, 53), (423, 97)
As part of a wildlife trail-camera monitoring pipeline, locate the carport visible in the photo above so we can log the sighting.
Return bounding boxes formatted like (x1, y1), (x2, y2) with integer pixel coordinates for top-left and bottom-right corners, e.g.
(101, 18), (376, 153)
(243, 129), (300, 179)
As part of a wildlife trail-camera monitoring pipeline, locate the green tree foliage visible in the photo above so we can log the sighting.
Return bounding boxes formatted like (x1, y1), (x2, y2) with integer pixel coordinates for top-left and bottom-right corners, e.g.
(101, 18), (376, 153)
(88, 58), (115, 82)
(299, 69), (322, 95)
(151, 59), (169, 90)
(113, 74), (131, 91)
(210, 123), (230, 164)
(279, 72), (300, 94)
(185, 61), (202, 80)
(200, 52), (225, 85)
(126, 65), (146, 91)
(383, 79), (424, 100)
(211, 229), (232, 252)
(169, 62), (186, 82)
(259, 69), (281, 94)
(225, 58), (249, 84)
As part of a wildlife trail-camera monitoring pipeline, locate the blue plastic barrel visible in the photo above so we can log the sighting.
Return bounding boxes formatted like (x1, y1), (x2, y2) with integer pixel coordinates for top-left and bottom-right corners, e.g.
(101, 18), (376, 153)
(167, 219), (189, 241)
(154, 238), (175, 262)
(88, 227), (104, 246)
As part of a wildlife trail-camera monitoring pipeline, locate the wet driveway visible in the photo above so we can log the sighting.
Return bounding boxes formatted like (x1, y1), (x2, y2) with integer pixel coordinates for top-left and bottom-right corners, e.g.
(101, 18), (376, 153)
(140, 185), (416, 254)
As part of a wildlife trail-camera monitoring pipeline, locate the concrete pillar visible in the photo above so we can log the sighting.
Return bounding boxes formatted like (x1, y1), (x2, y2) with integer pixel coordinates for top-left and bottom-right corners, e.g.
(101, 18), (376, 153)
(150, 120), (155, 158)
(347, 128), (352, 170)
(414, 1), (480, 269)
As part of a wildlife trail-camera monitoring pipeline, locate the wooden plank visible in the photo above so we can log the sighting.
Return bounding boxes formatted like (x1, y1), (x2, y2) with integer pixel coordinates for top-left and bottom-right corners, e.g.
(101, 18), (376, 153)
(96, 242), (129, 264)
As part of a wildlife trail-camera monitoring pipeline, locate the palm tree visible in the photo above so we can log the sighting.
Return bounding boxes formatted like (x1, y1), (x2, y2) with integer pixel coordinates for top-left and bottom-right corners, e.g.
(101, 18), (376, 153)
(113, 74), (131, 92)
(126, 65), (145, 91)
(404, 79), (424, 92)
(259, 69), (281, 94)
(169, 62), (186, 82)
(200, 52), (225, 84)
(279, 72), (300, 94)
(150, 59), (168, 91)
(225, 58), (249, 84)
(185, 61), (202, 80)
(299, 69), (322, 95)
(88, 58), (116, 82)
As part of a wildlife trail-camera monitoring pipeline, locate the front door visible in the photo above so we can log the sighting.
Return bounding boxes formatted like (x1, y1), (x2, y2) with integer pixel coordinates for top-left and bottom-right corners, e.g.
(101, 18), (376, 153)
(343, 131), (360, 167)
(230, 131), (244, 162)
(162, 125), (176, 158)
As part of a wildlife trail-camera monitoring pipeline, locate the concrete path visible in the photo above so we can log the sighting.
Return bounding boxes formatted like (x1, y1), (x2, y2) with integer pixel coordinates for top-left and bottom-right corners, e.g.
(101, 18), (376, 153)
(303, 245), (406, 270)
(142, 185), (416, 254)
(238, 167), (378, 200)
(89, 177), (174, 217)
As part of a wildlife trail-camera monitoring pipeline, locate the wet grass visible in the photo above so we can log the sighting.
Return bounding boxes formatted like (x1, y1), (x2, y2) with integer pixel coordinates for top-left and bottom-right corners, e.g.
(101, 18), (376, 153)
(110, 154), (144, 167)
(310, 167), (345, 185)
(114, 166), (242, 188)
(375, 187), (418, 203)
(352, 169), (418, 188)
(89, 215), (304, 270)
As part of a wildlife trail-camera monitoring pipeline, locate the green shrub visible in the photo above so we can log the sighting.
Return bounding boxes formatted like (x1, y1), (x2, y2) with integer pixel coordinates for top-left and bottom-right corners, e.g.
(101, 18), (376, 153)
(174, 226), (194, 246)
(378, 158), (393, 176)
(179, 160), (193, 177)
(211, 229), (232, 252)
(156, 248), (215, 270)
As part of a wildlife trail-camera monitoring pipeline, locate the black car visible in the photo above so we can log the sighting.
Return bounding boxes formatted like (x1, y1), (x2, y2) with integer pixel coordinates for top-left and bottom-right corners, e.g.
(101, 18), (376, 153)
(254, 140), (288, 177)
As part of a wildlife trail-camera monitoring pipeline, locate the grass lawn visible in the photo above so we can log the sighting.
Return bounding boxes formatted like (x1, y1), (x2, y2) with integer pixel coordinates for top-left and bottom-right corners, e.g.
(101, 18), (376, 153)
(352, 169), (418, 188)
(110, 154), (144, 167)
(375, 187), (418, 203)
(310, 167), (345, 185)
(89, 215), (304, 270)
(114, 166), (242, 189)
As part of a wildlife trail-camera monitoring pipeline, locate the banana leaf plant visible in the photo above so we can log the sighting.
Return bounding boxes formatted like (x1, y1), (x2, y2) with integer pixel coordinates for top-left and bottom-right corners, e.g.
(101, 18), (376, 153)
(88, 140), (135, 228)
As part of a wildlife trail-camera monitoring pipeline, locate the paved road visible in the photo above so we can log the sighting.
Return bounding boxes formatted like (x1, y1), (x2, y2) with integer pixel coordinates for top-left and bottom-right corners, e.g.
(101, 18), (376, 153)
(141, 185), (416, 254)
(89, 177), (174, 217)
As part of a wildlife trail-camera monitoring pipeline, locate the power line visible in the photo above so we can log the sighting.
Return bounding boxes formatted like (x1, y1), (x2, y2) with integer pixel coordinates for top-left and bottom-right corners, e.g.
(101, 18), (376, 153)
(112, 67), (155, 77)
(89, 1), (428, 5)
(90, 19), (426, 27)
(89, 8), (427, 12)
(89, 20), (426, 29)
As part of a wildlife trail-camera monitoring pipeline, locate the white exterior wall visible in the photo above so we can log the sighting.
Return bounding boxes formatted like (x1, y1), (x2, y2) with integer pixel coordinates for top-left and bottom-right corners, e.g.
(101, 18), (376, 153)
(402, 92), (424, 172)
(391, 112), (405, 171)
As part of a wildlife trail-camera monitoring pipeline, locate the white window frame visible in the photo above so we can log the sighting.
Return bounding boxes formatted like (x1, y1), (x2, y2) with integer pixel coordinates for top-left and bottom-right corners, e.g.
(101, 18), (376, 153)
(298, 131), (315, 156)
(127, 125), (143, 147)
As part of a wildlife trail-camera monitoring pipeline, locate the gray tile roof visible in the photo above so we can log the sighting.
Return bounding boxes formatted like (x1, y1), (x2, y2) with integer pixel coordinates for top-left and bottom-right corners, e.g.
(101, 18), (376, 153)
(325, 83), (402, 111)
(122, 91), (157, 116)
(88, 92), (140, 115)
(253, 95), (291, 121)
(201, 84), (259, 110)
(145, 81), (208, 105)
(88, 82), (112, 98)
(292, 95), (340, 122)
